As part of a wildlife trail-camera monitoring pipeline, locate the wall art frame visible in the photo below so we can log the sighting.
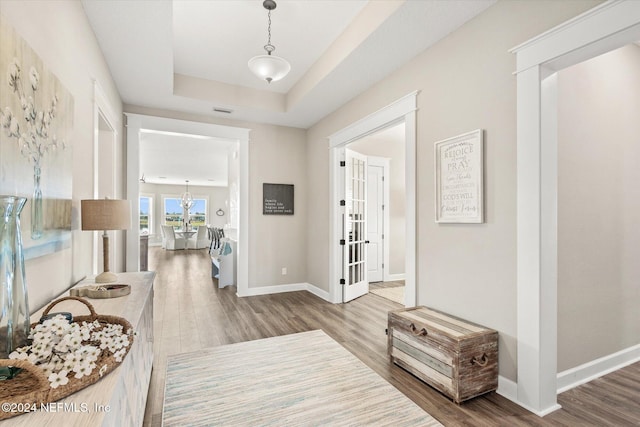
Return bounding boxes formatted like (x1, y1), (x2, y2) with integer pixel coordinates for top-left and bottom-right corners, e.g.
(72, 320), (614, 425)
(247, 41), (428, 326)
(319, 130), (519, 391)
(0, 16), (74, 259)
(434, 129), (484, 223)
(263, 183), (294, 215)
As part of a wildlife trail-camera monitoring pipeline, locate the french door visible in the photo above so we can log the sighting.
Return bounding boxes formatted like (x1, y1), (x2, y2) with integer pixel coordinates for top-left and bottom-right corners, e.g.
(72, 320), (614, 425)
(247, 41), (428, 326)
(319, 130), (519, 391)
(343, 149), (369, 302)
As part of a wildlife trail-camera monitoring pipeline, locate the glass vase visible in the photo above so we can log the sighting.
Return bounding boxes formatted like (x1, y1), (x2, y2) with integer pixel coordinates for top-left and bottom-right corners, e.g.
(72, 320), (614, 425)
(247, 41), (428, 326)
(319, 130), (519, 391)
(0, 196), (31, 380)
(31, 165), (43, 240)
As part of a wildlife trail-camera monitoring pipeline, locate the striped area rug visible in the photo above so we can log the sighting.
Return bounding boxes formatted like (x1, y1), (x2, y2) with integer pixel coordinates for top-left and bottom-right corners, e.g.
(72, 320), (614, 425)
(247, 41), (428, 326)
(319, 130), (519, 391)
(163, 330), (442, 426)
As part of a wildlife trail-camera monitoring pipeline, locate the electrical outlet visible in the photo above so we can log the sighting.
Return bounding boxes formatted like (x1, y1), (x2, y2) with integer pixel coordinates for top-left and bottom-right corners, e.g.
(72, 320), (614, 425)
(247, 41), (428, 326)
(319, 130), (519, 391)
(281, 267), (287, 275)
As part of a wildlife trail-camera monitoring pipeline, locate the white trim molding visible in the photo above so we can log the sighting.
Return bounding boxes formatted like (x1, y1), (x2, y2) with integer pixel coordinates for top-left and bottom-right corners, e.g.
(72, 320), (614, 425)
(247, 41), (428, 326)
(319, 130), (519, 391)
(385, 273), (406, 282)
(328, 92), (418, 306)
(511, 0), (640, 416)
(557, 344), (640, 394)
(241, 283), (331, 302)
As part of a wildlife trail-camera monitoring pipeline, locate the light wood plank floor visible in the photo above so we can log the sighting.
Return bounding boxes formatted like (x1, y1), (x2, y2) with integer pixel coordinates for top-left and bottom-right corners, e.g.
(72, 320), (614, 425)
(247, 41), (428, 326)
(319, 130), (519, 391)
(143, 247), (640, 426)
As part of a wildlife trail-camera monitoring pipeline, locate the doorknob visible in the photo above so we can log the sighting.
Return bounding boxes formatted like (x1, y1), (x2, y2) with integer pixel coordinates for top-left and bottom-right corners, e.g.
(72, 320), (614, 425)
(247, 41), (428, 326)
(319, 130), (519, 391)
(365, 240), (370, 244)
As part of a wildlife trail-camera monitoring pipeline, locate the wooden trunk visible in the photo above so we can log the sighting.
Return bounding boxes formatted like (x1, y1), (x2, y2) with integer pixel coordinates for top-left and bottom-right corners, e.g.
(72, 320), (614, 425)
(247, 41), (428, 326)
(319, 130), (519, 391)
(387, 306), (498, 404)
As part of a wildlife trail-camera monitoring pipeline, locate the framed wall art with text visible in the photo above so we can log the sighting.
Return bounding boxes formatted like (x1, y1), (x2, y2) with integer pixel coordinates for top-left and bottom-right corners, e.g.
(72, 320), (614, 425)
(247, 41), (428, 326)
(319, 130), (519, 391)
(434, 129), (484, 223)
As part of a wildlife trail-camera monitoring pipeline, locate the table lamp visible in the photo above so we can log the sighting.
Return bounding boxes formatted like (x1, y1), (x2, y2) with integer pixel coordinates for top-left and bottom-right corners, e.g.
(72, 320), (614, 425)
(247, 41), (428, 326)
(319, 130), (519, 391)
(81, 199), (130, 283)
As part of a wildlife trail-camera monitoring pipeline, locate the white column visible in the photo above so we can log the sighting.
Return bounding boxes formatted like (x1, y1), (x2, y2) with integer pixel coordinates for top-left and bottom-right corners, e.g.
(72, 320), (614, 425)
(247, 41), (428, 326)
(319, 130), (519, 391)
(125, 115), (141, 272)
(516, 65), (559, 415)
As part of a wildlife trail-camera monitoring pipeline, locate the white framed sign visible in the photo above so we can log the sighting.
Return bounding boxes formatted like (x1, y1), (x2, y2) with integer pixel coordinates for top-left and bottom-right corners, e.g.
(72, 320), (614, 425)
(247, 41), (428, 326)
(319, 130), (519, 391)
(435, 129), (484, 223)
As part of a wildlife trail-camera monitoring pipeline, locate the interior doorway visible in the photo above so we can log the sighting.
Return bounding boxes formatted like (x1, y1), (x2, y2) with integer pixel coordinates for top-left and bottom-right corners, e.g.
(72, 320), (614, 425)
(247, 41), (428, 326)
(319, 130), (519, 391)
(329, 92), (417, 305)
(512, 1), (640, 415)
(124, 114), (251, 295)
(92, 82), (121, 276)
(349, 123), (406, 285)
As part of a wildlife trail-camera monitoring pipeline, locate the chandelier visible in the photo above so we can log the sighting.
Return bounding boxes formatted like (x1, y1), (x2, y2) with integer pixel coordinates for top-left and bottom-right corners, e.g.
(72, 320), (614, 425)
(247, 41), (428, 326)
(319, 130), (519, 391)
(248, 0), (290, 83)
(181, 180), (194, 210)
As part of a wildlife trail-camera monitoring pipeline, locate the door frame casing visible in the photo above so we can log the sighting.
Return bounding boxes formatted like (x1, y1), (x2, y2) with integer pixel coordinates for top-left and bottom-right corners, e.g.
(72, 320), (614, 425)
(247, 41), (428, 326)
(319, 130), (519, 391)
(510, 0), (640, 416)
(92, 81), (119, 276)
(328, 91), (418, 305)
(124, 114), (251, 296)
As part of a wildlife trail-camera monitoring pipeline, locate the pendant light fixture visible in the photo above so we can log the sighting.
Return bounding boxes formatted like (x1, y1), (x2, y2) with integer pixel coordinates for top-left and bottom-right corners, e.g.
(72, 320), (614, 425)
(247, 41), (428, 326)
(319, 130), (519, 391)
(248, 0), (290, 84)
(181, 180), (194, 210)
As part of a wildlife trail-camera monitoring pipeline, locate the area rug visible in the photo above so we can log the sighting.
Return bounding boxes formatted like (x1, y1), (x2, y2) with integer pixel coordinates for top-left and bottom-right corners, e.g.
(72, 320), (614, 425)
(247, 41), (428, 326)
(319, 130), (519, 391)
(163, 330), (442, 426)
(370, 286), (405, 304)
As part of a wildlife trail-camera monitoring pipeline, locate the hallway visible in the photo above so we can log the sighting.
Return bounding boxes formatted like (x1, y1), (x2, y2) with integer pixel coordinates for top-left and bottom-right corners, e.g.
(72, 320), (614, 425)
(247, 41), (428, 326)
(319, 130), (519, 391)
(143, 247), (640, 426)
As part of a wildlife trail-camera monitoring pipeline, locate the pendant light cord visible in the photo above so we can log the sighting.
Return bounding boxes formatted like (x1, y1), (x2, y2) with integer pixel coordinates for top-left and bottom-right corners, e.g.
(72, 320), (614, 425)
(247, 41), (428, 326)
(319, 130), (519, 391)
(264, 8), (275, 54)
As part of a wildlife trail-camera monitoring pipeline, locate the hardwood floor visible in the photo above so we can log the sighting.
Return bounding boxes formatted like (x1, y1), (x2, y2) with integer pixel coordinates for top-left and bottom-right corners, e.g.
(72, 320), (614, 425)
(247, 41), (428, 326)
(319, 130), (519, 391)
(142, 247), (640, 426)
(370, 279), (405, 291)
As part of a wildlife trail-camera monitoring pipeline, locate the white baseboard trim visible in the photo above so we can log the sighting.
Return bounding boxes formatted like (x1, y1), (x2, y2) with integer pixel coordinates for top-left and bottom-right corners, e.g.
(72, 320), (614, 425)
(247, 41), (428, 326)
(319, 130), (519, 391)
(557, 343), (640, 393)
(384, 273), (406, 282)
(496, 344), (640, 417)
(496, 375), (518, 403)
(240, 282), (332, 302)
(496, 376), (562, 417)
(305, 283), (332, 301)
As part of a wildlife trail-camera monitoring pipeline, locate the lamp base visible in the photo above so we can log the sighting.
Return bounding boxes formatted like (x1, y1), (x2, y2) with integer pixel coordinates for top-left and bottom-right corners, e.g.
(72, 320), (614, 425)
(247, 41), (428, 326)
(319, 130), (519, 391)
(95, 271), (118, 283)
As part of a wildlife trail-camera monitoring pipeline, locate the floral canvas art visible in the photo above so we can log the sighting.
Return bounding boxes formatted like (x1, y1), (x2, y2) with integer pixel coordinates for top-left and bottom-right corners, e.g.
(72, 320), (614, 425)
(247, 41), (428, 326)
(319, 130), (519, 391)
(0, 16), (73, 259)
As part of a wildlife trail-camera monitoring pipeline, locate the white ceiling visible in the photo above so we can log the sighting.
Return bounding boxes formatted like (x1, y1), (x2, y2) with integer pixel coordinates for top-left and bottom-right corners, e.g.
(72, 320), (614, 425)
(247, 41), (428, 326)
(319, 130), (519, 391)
(139, 130), (234, 187)
(82, 0), (495, 186)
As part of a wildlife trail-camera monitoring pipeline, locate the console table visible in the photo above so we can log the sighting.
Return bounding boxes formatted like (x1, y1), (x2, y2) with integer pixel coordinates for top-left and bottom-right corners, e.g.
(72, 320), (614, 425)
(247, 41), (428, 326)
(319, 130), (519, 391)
(1, 272), (155, 426)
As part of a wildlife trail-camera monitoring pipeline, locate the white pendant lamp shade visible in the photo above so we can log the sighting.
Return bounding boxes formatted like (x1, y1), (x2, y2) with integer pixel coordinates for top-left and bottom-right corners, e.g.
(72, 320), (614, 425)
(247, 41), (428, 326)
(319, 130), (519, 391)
(248, 54), (291, 83)
(249, 0), (289, 84)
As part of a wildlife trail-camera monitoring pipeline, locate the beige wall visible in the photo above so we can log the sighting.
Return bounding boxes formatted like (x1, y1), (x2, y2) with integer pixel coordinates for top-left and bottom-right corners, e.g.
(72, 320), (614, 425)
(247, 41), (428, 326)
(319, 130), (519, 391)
(249, 124), (307, 286)
(306, 0), (600, 381)
(1, 1), (124, 310)
(557, 44), (640, 372)
(125, 105), (308, 288)
(348, 124), (406, 276)
(140, 182), (228, 246)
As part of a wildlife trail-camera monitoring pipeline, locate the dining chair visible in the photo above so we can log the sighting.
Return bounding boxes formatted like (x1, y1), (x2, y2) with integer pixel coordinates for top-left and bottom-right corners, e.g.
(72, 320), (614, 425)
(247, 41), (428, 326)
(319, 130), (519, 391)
(188, 226), (210, 249)
(162, 225), (186, 250)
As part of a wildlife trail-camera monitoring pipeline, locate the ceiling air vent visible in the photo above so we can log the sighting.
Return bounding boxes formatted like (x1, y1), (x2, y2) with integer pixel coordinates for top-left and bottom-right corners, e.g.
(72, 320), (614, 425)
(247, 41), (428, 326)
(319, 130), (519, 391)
(213, 107), (233, 114)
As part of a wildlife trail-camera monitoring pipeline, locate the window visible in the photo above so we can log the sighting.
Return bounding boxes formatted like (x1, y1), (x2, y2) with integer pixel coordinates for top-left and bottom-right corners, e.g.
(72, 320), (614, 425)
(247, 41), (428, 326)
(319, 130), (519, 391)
(139, 195), (153, 234)
(163, 197), (184, 228)
(189, 199), (207, 227)
(163, 196), (208, 228)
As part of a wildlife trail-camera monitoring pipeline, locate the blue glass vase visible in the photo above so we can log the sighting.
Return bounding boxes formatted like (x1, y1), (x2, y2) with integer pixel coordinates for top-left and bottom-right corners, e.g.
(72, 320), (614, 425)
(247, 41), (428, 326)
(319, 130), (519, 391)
(0, 196), (31, 380)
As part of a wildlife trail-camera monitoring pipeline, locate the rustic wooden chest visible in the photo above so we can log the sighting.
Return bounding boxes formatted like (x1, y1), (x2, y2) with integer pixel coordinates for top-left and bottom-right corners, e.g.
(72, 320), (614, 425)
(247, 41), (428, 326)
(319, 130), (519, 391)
(387, 306), (498, 403)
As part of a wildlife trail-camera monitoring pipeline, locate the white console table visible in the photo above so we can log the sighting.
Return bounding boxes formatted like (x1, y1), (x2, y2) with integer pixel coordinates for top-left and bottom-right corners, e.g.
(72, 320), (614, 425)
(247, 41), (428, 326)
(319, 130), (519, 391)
(1, 272), (155, 427)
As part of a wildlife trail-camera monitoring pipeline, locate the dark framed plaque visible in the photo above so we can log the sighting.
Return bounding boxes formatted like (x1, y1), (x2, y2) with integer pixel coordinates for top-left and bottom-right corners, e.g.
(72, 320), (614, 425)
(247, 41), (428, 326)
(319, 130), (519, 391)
(263, 183), (294, 215)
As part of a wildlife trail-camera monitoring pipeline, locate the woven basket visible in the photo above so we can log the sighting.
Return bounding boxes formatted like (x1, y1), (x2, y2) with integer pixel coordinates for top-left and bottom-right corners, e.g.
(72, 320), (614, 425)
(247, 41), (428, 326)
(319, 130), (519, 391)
(0, 296), (134, 420)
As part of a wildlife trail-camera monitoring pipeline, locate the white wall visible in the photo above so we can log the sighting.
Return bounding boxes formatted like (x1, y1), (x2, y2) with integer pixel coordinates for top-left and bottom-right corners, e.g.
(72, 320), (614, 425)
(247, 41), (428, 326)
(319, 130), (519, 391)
(140, 182), (228, 246)
(557, 44), (640, 371)
(1, 1), (124, 310)
(305, 0), (601, 381)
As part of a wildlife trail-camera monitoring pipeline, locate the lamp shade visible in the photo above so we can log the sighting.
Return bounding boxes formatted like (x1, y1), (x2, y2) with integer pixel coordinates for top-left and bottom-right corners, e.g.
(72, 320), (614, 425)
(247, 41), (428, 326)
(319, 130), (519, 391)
(248, 54), (291, 83)
(81, 199), (130, 231)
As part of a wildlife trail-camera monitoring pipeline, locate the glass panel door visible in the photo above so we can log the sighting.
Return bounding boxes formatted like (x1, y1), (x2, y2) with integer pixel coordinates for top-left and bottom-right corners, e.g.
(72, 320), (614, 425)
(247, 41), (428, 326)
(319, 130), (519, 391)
(343, 149), (368, 302)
